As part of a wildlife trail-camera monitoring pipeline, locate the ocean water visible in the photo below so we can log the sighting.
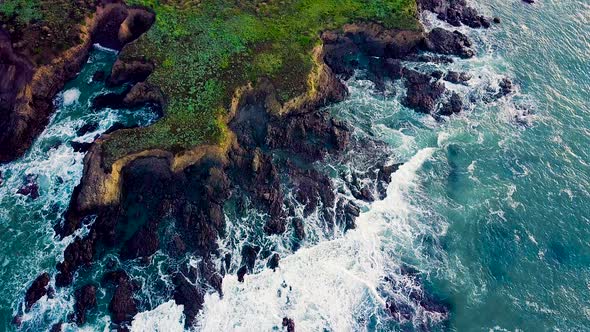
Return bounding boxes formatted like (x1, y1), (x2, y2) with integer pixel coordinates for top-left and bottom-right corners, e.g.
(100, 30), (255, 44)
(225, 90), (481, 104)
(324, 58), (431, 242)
(1, 0), (589, 331)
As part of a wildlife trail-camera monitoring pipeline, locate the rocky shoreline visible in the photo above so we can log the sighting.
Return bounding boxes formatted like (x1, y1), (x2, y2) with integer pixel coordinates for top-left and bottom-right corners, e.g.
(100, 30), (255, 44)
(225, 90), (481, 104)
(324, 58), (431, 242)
(0, 1), (154, 163)
(10, 0), (510, 330)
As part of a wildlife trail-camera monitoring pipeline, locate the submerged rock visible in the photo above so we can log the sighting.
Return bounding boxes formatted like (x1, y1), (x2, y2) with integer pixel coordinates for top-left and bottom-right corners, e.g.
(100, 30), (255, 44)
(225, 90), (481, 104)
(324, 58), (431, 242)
(17, 174), (39, 199)
(74, 284), (97, 325)
(92, 70), (105, 82)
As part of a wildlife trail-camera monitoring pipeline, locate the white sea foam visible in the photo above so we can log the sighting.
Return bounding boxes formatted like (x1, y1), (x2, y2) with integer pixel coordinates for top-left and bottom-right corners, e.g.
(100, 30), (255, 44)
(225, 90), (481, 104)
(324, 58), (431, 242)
(62, 88), (81, 106)
(195, 148), (436, 331)
(130, 300), (186, 332)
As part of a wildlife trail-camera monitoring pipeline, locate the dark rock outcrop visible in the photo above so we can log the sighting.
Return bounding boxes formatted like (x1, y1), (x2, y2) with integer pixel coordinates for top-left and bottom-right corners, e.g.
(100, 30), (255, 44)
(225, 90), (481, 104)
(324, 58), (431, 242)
(103, 270), (138, 327)
(402, 68), (447, 114)
(24, 273), (50, 311)
(56, 235), (95, 287)
(282, 317), (296, 332)
(424, 28), (474, 58)
(417, 0), (492, 28)
(267, 253), (280, 271)
(74, 284), (97, 325)
(444, 71), (471, 84)
(173, 273), (204, 327)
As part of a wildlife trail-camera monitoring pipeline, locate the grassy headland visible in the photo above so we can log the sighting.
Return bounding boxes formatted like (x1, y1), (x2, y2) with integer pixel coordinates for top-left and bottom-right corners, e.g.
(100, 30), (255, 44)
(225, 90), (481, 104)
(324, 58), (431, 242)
(104, 0), (419, 166)
(3, 0), (419, 167)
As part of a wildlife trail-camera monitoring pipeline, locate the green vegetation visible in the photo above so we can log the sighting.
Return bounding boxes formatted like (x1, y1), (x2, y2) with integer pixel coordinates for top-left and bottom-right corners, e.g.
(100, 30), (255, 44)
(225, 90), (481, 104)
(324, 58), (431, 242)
(0, 0), (42, 23)
(0, 0), (94, 64)
(4, 0), (419, 166)
(104, 0), (418, 166)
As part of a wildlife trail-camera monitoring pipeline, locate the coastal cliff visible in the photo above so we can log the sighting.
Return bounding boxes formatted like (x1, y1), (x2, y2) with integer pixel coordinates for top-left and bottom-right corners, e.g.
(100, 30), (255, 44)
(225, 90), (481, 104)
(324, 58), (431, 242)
(5, 0), (502, 329)
(0, 1), (154, 162)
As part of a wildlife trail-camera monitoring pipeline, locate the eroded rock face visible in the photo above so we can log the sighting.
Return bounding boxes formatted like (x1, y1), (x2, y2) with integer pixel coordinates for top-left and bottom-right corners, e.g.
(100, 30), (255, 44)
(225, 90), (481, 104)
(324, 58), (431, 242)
(0, 3), (155, 163)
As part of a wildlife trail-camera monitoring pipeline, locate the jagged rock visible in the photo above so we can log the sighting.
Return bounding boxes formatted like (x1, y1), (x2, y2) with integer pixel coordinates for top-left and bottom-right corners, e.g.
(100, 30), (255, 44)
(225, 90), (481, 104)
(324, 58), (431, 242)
(242, 244), (261, 271)
(444, 71), (471, 84)
(288, 163), (335, 219)
(267, 253), (280, 271)
(76, 122), (99, 136)
(237, 266), (248, 283)
(417, 0), (492, 28)
(402, 68), (446, 114)
(24, 272), (50, 311)
(56, 235), (95, 287)
(74, 284), (97, 325)
(424, 28), (474, 58)
(337, 199), (361, 231)
(17, 174), (39, 199)
(282, 317), (296, 332)
(439, 92), (463, 116)
(70, 141), (93, 153)
(497, 78), (513, 97)
(173, 273), (204, 327)
(103, 270), (138, 326)
(292, 218), (306, 242)
(377, 163), (401, 199)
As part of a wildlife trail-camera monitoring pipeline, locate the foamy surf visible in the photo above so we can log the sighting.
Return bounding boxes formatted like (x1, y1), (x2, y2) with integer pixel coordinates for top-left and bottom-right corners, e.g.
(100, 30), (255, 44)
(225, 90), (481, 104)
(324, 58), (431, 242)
(194, 149), (436, 331)
(62, 88), (81, 106)
(130, 301), (186, 332)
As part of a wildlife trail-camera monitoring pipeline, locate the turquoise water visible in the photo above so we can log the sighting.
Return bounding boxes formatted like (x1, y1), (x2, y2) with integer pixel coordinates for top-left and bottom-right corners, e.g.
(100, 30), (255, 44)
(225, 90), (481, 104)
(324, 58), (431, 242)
(0, 48), (157, 331)
(1, 0), (589, 330)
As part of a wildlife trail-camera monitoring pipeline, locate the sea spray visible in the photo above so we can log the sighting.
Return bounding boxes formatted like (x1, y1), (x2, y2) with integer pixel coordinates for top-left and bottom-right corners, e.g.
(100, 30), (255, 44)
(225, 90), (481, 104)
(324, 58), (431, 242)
(197, 148), (437, 331)
(0, 47), (158, 330)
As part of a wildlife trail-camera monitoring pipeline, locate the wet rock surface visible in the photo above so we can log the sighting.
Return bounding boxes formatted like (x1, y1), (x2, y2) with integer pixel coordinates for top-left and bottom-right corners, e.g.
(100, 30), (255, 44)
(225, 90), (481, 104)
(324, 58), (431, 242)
(173, 273), (204, 327)
(17, 174), (40, 199)
(282, 317), (296, 332)
(24, 272), (50, 311)
(22, 1), (496, 327)
(424, 28), (474, 58)
(102, 270), (138, 327)
(74, 284), (97, 325)
(417, 0), (492, 28)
